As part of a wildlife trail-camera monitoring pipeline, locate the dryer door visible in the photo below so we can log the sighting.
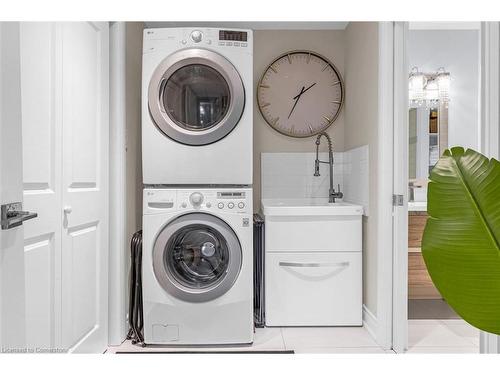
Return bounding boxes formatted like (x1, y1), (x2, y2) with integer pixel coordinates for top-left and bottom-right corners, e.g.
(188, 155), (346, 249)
(153, 212), (242, 302)
(148, 49), (245, 146)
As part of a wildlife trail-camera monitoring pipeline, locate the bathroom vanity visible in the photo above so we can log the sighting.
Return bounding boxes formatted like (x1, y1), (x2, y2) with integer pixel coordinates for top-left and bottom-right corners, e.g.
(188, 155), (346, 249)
(261, 198), (363, 326)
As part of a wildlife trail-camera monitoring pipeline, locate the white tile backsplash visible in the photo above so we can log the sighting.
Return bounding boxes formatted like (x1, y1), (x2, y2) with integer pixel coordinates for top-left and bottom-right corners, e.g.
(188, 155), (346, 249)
(343, 145), (369, 215)
(261, 152), (343, 200)
(261, 146), (369, 215)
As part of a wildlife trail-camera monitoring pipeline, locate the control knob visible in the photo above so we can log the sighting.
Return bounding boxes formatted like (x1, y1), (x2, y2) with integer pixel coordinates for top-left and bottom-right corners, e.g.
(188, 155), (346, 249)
(189, 192), (204, 207)
(191, 30), (203, 43)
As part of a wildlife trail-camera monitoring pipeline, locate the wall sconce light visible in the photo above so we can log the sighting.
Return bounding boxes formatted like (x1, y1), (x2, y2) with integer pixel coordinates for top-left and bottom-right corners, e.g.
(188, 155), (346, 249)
(409, 67), (426, 106)
(409, 66), (450, 108)
(436, 67), (450, 108)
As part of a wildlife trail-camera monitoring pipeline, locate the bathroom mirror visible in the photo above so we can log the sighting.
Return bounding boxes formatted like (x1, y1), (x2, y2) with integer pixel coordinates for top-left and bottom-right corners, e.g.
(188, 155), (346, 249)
(408, 67), (450, 203)
(408, 102), (448, 202)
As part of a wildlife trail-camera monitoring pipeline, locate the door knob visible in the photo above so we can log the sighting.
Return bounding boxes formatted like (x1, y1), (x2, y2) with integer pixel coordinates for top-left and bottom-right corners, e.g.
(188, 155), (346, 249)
(63, 206), (72, 214)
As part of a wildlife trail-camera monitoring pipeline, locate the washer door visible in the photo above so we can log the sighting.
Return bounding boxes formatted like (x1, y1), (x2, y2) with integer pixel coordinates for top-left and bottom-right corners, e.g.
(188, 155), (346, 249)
(153, 213), (242, 302)
(148, 49), (245, 146)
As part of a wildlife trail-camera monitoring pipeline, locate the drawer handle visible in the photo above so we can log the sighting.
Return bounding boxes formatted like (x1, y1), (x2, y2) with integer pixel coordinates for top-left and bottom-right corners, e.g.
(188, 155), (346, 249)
(279, 261), (350, 268)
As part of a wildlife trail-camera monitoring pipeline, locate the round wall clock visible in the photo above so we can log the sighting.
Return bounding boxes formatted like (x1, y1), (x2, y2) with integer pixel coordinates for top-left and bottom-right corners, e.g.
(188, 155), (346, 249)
(257, 50), (344, 138)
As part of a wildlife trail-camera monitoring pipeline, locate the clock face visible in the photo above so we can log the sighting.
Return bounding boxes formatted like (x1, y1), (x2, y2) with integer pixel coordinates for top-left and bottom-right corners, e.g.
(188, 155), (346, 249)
(257, 51), (344, 137)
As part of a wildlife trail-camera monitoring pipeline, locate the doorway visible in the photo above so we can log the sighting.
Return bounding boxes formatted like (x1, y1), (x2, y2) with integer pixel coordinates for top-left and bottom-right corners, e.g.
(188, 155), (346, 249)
(391, 21), (490, 353)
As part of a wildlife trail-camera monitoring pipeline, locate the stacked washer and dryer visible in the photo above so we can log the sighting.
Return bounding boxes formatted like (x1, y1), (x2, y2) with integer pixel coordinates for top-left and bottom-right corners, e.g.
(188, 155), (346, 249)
(141, 28), (254, 345)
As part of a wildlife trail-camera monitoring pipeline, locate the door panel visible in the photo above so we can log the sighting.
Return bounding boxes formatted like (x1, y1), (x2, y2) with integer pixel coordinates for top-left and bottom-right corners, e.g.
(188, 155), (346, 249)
(20, 22), (61, 350)
(63, 22), (100, 187)
(61, 22), (108, 353)
(68, 224), (98, 344)
(24, 234), (55, 348)
(21, 23), (55, 191)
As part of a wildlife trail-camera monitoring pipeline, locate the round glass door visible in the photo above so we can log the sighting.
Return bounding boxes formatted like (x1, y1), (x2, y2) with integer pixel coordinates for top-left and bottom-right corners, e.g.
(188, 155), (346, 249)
(148, 49), (245, 146)
(153, 213), (242, 302)
(163, 65), (230, 131)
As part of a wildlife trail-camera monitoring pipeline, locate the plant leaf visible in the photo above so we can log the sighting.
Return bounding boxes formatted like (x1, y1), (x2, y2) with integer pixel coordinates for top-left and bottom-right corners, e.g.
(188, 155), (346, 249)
(422, 147), (500, 334)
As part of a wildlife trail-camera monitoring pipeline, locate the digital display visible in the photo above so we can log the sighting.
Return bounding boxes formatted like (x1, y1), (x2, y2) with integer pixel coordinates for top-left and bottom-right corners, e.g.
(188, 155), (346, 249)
(219, 30), (247, 42)
(218, 192), (245, 198)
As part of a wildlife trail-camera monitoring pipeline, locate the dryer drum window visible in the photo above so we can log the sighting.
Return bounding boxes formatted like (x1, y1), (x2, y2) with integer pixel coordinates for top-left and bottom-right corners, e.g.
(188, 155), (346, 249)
(148, 49), (245, 146)
(162, 64), (231, 131)
(153, 212), (242, 302)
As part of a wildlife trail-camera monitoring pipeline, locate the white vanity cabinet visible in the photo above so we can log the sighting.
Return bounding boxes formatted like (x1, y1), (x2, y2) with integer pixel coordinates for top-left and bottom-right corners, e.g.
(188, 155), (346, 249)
(261, 199), (363, 326)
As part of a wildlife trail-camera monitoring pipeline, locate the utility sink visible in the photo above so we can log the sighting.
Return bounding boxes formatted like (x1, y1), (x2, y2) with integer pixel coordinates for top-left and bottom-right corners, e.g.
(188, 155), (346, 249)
(261, 198), (363, 216)
(261, 197), (363, 326)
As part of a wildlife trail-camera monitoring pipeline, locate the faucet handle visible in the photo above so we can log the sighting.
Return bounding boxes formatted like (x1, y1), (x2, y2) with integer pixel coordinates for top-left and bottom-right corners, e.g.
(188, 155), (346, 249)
(314, 159), (321, 177)
(336, 184), (344, 199)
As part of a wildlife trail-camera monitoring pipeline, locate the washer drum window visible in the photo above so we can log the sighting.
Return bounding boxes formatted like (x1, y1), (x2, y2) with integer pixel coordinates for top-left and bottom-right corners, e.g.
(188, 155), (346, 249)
(153, 213), (242, 303)
(148, 49), (245, 146)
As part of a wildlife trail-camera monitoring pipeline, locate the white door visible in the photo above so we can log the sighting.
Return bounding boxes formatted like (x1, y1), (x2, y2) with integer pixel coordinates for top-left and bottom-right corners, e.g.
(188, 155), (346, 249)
(59, 22), (109, 353)
(19, 22), (109, 353)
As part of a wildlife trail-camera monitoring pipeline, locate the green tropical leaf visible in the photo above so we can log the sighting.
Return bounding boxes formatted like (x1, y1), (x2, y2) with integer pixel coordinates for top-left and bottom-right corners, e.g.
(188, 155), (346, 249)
(422, 147), (500, 334)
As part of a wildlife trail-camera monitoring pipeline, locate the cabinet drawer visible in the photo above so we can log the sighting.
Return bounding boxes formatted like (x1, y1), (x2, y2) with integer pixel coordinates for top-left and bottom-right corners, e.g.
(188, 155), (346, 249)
(265, 252), (362, 326)
(265, 215), (361, 252)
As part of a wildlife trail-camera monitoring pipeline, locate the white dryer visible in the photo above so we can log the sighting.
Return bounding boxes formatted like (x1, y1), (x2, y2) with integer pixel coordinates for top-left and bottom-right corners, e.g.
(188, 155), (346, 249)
(142, 28), (253, 185)
(142, 187), (253, 345)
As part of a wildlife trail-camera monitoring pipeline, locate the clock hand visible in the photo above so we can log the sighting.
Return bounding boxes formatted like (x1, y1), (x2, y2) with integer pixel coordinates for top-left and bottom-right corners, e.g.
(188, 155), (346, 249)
(293, 82), (317, 100)
(288, 86), (305, 119)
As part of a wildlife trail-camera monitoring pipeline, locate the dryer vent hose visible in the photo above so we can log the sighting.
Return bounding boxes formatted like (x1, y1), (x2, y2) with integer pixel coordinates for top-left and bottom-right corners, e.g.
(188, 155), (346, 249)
(127, 230), (145, 346)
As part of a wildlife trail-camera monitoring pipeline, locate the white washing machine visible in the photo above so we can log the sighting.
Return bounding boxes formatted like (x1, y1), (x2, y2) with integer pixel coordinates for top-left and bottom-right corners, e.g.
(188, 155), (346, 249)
(142, 187), (254, 345)
(142, 28), (253, 185)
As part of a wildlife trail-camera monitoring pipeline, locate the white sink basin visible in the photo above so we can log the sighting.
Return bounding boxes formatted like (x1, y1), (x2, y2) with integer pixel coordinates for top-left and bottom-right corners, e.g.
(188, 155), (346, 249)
(261, 198), (363, 216)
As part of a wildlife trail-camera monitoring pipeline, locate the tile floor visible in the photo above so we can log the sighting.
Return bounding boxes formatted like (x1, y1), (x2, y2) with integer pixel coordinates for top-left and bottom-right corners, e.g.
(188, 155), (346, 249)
(107, 326), (389, 354)
(407, 319), (480, 354)
(107, 319), (479, 354)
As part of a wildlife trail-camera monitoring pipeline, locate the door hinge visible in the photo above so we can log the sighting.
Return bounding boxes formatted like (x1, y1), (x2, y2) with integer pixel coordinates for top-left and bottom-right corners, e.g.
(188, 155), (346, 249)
(392, 194), (404, 206)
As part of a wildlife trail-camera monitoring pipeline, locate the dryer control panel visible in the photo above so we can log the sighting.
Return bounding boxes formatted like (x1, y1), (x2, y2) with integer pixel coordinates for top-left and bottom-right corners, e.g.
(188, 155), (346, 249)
(143, 28), (252, 52)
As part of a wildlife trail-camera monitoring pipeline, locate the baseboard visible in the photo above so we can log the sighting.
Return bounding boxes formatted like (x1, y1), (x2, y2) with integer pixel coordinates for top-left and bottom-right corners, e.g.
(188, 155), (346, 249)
(362, 304), (378, 341)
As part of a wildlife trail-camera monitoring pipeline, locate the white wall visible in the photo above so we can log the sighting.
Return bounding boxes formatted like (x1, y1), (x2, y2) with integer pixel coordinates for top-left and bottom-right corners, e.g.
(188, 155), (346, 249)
(108, 21), (144, 345)
(408, 29), (480, 150)
(344, 22), (379, 315)
(125, 22), (144, 246)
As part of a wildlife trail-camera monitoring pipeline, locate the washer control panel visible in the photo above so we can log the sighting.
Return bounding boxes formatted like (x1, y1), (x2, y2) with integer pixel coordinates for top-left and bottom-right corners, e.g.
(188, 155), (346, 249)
(144, 189), (251, 214)
(175, 189), (250, 214)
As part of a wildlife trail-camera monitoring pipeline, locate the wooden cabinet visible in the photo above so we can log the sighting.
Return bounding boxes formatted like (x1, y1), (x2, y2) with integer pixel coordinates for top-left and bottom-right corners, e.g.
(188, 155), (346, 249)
(408, 212), (441, 299)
